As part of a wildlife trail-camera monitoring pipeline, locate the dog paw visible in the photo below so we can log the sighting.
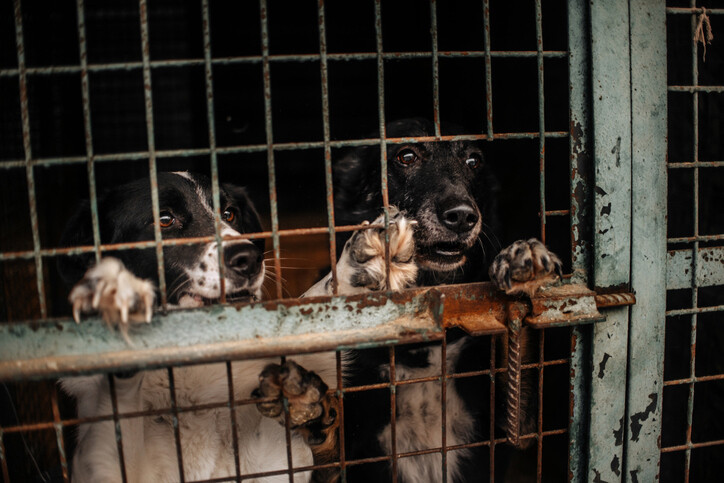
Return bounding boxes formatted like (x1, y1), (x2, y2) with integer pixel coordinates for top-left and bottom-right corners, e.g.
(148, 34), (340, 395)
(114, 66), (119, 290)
(69, 257), (155, 343)
(489, 239), (562, 297)
(339, 207), (417, 293)
(253, 361), (337, 441)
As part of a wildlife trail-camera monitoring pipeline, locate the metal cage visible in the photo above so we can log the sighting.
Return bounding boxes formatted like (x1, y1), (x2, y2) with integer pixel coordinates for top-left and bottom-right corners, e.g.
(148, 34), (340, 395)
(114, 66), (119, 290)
(0, 0), (721, 482)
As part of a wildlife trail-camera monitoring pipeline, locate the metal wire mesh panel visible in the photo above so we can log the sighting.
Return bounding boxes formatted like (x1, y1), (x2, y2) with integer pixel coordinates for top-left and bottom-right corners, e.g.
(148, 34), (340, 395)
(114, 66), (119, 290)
(0, 1), (599, 482)
(662, 3), (724, 482)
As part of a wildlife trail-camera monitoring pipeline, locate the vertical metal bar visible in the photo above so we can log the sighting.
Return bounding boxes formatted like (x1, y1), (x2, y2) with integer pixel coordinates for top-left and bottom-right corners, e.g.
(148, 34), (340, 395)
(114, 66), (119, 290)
(0, 429), (9, 483)
(684, 5), (699, 480)
(430, 0), (441, 138)
(536, 330), (545, 483)
(201, 0), (228, 303)
(50, 388), (70, 483)
(535, 0), (546, 243)
(279, 356), (295, 483)
(589, 0), (632, 480)
(13, 0), (47, 319)
(167, 368), (186, 482)
(388, 346), (398, 483)
(317, 0), (339, 295)
(138, 0), (168, 309)
(488, 336), (496, 480)
(226, 362), (242, 481)
(440, 334), (448, 483)
(374, 0), (392, 286)
(336, 351), (347, 481)
(107, 375), (130, 483)
(567, 1), (593, 480)
(625, 2), (667, 481)
(76, 0), (102, 265)
(482, 0), (493, 138)
(259, 0), (283, 300)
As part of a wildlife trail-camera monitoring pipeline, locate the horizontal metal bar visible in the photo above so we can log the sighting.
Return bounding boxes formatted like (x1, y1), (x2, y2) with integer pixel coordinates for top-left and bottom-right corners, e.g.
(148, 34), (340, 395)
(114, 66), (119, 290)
(544, 210), (570, 217)
(666, 7), (724, 14)
(664, 373), (724, 387)
(668, 234), (724, 243)
(667, 246), (724, 290)
(668, 85), (724, 93)
(0, 132), (569, 171)
(666, 304), (724, 316)
(669, 161), (724, 169)
(661, 439), (724, 454)
(0, 50), (568, 77)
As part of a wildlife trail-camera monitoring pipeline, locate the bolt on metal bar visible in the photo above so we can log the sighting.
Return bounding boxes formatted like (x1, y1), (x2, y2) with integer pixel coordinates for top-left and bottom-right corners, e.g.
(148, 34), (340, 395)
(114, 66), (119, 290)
(430, 0), (441, 138)
(0, 50), (571, 78)
(317, 0), (339, 296)
(76, 0), (102, 266)
(139, 0), (169, 309)
(259, 0), (283, 300)
(13, 0), (47, 320)
(107, 375), (130, 483)
(483, 0), (493, 138)
(535, 0), (546, 244)
(51, 387), (70, 483)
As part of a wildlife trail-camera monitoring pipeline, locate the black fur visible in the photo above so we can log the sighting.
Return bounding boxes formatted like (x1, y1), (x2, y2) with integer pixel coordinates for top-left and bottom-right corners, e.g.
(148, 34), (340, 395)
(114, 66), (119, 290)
(336, 119), (510, 482)
(58, 172), (264, 303)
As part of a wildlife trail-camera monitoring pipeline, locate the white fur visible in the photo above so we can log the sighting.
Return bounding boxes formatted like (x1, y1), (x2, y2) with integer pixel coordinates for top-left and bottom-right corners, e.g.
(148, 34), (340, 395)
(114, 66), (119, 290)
(63, 354), (338, 483)
(378, 339), (474, 482)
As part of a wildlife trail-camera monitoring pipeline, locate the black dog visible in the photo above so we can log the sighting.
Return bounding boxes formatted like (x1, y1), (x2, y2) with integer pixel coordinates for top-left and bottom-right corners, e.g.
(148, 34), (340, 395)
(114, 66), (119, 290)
(332, 119), (561, 482)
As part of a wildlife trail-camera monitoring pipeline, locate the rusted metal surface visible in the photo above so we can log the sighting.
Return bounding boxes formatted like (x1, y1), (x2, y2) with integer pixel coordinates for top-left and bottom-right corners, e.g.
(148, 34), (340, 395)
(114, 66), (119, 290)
(594, 292), (636, 308)
(526, 284), (604, 328)
(504, 301), (528, 447)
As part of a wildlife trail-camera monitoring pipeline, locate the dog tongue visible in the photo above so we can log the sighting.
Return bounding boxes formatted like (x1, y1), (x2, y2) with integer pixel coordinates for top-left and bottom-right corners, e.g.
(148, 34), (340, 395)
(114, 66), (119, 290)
(178, 294), (205, 308)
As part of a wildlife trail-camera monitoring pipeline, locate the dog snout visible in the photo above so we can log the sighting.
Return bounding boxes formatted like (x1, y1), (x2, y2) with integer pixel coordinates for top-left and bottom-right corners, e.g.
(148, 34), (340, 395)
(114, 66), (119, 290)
(225, 243), (263, 279)
(438, 202), (479, 234)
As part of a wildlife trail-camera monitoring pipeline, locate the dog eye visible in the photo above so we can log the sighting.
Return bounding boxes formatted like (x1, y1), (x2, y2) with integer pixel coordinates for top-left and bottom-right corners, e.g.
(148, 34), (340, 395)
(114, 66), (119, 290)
(159, 212), (175, 228)
(465, 154), (482, 169)
(395, 149), (418, 165)
(223, 209), (236, 223)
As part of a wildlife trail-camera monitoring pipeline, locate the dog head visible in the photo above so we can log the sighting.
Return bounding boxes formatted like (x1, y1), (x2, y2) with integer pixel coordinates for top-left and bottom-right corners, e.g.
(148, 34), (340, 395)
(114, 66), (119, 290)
(59, 172), (265, 305)
(334, 118), (499, 277)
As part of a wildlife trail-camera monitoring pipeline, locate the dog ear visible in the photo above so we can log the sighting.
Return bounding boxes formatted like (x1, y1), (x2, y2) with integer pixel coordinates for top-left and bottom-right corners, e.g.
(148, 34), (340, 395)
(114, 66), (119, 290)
(57, 200), (99, 288)
(223, 184), (265, 253)
(332, 146), (383, 226)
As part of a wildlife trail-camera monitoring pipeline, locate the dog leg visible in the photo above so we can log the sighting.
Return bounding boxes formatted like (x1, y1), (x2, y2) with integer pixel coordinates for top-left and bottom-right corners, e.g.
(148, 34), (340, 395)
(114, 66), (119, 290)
(253, 360), (340, 482)
(488, 238), (563, 297)
(69, 257), (155, 344)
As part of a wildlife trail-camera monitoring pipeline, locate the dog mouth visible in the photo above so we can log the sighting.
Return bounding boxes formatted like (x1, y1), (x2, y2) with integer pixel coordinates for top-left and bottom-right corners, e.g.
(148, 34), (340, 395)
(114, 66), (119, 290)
(176, 289), (258, 308)
(416, 242), (468, 270)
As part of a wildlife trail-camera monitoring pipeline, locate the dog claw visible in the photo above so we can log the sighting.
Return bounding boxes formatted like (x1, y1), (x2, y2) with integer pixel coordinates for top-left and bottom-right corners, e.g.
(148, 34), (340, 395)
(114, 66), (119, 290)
(489, 239), (562, 297)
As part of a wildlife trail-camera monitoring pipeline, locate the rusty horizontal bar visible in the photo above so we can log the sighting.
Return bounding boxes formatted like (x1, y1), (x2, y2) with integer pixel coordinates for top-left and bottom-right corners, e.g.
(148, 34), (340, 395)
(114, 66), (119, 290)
(664, 372), (724, 387)
(666, 7), (724, 14)
(0, 50), (569, 78)
(668, 85), (724, 93)
(669, 161), (724, 169)
(0, 222), (387, 262)
(666, 304), (724, 317)
(660, 438), (724, 454)
(544, 209), (570, 217)
(526, 284), (607, 328)
(0, 132), (569, 171)
(667, 234), (724, 243)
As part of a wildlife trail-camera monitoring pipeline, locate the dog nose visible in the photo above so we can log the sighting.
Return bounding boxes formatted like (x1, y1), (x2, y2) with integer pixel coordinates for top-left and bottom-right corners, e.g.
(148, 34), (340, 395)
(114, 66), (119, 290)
(225, 244), (263, 279)
(440, 204), (479, 234)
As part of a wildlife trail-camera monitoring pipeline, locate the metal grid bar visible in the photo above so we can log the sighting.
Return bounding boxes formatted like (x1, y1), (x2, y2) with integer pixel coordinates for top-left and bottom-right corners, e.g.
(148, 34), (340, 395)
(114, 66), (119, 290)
(0, 428), (9, 483)
(13, 0), (47, 320)
(0, 51), (570, 78)
(201, 0), (229, 304)
(430, 0), (441, 137)
(139, 0), (169, 309)
(167, 368), (187, 482)
(317, 0), (339, 296)
(260, 0), (283, 300)
(108, 375), (130, 483)
(225, 362), (243, 482)
(50, 387), (70, 483)
(535, 0), (546, 244)
(483, 0), (493, 138)
(76, 0), (102, 266)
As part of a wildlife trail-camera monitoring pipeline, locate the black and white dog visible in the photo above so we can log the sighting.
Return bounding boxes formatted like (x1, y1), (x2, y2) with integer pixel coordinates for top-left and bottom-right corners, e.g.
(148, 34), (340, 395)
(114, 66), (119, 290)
(60, 172), (418, 482)
(309, 118), (561, 482)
